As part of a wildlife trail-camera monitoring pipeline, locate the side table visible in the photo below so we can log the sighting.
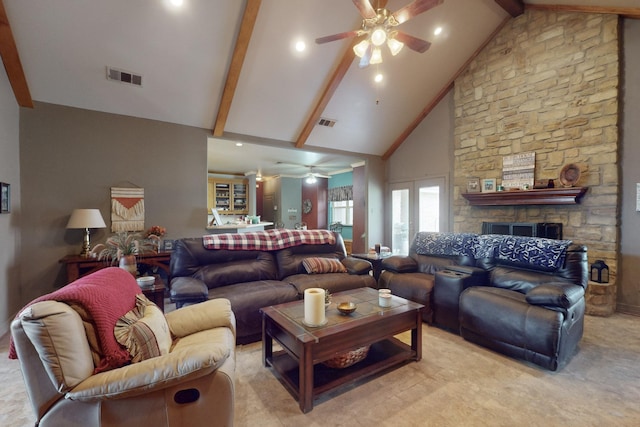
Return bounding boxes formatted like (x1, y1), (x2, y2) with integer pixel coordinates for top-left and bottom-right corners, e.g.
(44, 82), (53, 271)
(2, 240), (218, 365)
(60, 252), (171, 283)
(350, 252), (393, 281)
(141, 276), (166, 312)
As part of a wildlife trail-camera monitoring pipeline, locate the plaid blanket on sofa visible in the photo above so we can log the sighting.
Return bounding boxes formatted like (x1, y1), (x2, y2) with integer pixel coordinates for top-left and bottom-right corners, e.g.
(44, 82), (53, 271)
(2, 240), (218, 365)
(202, 229), (336, 251)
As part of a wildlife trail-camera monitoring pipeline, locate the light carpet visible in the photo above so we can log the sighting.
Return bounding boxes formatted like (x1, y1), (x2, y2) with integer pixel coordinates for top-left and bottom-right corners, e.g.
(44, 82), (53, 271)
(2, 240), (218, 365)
(2, 313), (639, 426)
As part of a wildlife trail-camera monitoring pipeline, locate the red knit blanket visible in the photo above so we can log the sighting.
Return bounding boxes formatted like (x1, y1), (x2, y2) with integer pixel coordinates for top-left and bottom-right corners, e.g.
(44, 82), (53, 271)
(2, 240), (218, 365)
(9, 267), (141, 373)
(202, 229), (336, 251)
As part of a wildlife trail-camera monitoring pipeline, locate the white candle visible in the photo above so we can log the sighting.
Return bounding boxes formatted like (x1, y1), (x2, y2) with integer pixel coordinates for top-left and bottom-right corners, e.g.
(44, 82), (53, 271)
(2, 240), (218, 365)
(304, 288), (326, 326)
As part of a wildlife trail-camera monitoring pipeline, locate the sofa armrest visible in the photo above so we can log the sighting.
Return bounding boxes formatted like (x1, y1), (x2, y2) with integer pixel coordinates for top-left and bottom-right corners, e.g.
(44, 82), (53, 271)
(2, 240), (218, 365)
(341, 257), (372, 275)
(67, 328), (233, 401)
(380, 255), (417, 273)
(169, 277), (208, 299)
(165, 298), (236, 339)
(525, 283), (585, 309)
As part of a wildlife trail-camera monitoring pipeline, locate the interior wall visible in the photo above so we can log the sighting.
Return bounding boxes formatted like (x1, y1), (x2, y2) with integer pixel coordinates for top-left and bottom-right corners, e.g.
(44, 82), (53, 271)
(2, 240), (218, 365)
(0, 66), (22, 336)
(385, 90), (455, 244)
(19, 102), (209, 303)
(619, 19), (640, 315)
(387, 90), (454, 183)
(365, 157), (385, 251)
(279, 177), (302, 229)
(352, 165), (366, 253)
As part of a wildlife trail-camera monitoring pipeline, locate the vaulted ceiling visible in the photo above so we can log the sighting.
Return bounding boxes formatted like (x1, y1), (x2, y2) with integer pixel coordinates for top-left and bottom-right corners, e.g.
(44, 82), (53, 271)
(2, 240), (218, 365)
(2, 0), (639, 178)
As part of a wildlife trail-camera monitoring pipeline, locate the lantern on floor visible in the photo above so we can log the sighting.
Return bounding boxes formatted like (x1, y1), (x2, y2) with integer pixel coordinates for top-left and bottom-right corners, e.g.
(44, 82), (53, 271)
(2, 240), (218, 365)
(590, 260), (609, 283)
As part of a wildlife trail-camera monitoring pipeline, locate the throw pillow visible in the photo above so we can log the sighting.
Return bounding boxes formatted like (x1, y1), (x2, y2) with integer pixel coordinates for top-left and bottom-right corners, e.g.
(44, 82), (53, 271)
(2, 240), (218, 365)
(302, 257), (347, 274)
(114, 294), (172, 363)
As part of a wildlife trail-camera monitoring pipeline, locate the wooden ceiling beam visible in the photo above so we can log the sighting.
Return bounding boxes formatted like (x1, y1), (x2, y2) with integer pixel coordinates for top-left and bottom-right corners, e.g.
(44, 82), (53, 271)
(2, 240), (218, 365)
(382, 16), (511, 161)
(495, 0), (524, 17)
(0, 0), (33, 108)
(213, 0), (261, 137)
(295, 0), (389, 149)
(526, 4), (640, 20)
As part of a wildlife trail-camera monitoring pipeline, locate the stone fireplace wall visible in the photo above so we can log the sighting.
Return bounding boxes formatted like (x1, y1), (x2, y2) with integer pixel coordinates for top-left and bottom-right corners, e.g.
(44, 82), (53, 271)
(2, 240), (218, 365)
(453, 11), (619, 295)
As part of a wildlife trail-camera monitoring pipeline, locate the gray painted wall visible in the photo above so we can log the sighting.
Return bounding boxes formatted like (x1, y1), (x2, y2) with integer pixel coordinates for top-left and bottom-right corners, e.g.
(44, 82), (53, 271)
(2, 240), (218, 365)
(18, 102), (209, 303)
(0, 66), (21, 336)
(619, 19), (640, 315)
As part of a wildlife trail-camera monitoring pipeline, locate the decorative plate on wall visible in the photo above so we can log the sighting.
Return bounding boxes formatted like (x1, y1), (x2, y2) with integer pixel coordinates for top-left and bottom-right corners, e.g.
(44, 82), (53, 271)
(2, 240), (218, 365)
(303, 199), (312, 214)
(559, 164), (581, 187)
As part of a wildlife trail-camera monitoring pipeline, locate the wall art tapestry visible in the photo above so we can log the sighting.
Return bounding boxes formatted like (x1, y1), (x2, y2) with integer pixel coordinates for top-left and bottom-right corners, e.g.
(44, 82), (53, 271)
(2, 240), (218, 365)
(111, 187), (145, 232)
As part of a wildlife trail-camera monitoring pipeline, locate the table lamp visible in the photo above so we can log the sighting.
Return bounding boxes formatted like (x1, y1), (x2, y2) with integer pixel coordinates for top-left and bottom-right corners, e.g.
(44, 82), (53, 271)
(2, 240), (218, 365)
(66, 208), (107, 257)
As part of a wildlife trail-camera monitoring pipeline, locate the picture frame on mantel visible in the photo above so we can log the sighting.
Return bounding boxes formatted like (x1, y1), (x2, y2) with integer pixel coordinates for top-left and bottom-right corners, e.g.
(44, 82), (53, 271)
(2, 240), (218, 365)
(482, 179), (497, 193)
(1, 182), (9, 213)
(466, 177), (481, 193)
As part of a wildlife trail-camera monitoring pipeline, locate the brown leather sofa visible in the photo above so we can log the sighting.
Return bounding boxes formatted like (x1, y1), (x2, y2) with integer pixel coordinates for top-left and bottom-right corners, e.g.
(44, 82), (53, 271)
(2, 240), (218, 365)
(170, 231), (375, 344)
(379, 232), (588, 370)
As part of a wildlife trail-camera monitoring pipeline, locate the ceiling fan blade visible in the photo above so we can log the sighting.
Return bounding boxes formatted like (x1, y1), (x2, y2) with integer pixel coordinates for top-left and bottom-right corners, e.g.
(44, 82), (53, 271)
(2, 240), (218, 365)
(359, 45), (372, 68)
(316, 30), (360, 44)
(391, 0), (444, 25)
(395, 31), (431, 53)
(352, 0), (377, 19)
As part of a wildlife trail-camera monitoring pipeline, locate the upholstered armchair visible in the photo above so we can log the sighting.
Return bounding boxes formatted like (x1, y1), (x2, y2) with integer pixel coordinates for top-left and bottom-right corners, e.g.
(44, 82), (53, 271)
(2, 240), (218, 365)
(10, 268), (236, 427)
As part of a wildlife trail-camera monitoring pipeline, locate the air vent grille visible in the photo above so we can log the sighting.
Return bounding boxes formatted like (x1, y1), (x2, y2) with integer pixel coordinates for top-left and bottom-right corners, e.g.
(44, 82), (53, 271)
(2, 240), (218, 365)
(107, 66), (142, 87)
(318, 118), (336, 127)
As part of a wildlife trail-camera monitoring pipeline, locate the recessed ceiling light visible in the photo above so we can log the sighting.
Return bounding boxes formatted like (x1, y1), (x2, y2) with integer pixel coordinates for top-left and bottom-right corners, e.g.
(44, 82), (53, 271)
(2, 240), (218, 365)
(169, 0), (183, 6)
(295, 40), (306, 52)
(434, 26), (443, 36)
(235, 142), (243, 147)
(374, 73), (384, 83)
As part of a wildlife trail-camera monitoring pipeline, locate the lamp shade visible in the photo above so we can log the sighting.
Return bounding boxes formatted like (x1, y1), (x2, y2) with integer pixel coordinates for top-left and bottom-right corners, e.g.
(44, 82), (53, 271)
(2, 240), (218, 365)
(66, 209), (106, 229)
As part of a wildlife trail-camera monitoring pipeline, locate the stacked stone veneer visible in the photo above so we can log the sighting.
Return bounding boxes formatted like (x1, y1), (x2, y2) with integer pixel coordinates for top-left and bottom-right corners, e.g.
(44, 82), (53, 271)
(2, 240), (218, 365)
(453, 11), (619, 314)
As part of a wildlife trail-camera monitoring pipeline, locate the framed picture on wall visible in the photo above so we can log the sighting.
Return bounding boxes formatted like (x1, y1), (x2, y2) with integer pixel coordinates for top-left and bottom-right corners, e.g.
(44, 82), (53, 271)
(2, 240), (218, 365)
(1, 182), (9, 213)
(466, 177), (481, 193)
(482, 179), (496, 193)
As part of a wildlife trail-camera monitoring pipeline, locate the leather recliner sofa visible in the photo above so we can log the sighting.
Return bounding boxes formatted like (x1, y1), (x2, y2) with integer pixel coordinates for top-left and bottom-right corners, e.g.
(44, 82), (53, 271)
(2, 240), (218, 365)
(379, 232), (588, 370)
(10, 268), (236, 427)
(170, 230), (375, 344)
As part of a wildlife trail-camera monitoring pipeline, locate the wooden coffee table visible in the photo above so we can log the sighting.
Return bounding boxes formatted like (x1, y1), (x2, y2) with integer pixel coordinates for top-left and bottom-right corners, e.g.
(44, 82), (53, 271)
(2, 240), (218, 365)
(261, 287), (424, 413)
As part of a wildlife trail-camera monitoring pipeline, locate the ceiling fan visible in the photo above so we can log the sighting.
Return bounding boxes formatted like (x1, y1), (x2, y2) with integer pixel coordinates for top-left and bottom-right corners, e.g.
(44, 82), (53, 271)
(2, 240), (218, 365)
(315, 0), (444, 68)
(275, 161), (331, 179)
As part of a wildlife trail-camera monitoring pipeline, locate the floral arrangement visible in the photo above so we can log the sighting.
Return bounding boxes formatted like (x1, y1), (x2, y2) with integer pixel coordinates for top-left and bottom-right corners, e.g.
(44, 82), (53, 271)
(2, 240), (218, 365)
(145, 225), (166, 238)
(93, 231), (157, 264)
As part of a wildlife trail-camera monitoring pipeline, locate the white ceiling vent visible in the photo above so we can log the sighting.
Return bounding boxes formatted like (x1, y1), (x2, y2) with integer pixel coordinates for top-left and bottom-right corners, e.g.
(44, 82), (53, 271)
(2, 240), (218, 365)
(106, 66), (142, 87)
(318, 118), (336, 127)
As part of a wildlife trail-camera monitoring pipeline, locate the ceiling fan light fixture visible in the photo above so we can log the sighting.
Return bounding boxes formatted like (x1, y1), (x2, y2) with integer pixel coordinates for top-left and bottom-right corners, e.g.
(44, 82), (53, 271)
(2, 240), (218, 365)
(370, 48), (383, 65)
(387, 38), (404, 56)
(353, 39), (370, 58)
(370, 27), (387, 46)
(305, 174), (317, 184)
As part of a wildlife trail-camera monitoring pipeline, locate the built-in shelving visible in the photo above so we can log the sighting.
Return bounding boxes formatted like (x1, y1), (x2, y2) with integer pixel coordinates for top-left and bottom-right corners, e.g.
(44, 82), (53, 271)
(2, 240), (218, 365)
(207, 178), (248, 214)
(462, 187), (588, 206)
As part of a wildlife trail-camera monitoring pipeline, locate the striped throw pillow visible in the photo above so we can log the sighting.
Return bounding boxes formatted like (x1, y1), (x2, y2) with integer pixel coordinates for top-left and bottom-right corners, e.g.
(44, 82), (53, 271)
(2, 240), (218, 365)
(302, 257), (347, 274)
(114, 294), (172, 363)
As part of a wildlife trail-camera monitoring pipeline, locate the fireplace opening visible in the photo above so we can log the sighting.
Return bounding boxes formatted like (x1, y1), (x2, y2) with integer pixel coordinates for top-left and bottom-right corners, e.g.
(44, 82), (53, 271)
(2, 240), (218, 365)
(481, 222), (563, 240)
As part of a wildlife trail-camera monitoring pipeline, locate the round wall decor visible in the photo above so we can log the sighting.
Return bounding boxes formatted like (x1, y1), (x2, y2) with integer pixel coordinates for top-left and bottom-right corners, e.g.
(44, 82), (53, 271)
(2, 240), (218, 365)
(559, 163), (581, 187)
(303, 199), (312, 214)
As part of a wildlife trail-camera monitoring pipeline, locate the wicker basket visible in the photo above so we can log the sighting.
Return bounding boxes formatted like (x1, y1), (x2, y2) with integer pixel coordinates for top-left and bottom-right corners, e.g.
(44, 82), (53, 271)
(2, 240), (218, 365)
(323, 345), (370, 369)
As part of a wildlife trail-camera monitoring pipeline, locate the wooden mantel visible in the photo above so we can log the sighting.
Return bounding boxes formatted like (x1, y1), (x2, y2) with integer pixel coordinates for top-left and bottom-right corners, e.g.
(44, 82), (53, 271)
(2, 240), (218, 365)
(462, 187), (588, 206)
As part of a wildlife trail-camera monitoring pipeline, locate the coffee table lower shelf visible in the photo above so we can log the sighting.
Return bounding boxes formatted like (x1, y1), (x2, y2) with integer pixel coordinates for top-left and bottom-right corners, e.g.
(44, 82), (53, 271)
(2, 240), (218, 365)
(266, 337), (415, 406)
